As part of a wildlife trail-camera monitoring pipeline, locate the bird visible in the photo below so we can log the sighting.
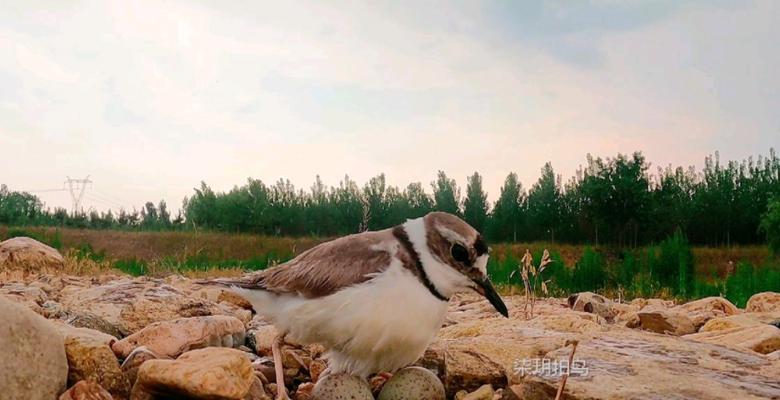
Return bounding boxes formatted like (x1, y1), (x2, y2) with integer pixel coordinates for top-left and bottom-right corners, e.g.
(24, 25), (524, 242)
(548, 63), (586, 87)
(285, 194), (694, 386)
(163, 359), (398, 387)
(212, 212), (508, 400)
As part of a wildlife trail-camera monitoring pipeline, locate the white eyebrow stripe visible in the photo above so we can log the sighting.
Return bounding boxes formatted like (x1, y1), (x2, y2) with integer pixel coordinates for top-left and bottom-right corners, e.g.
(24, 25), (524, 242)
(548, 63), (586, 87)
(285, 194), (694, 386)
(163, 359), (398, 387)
(435, 226), (466, 245)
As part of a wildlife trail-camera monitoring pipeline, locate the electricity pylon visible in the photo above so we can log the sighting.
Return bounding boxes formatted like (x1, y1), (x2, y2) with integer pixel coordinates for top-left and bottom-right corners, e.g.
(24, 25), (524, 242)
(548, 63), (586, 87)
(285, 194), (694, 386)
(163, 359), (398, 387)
(64, 176), (92, 215)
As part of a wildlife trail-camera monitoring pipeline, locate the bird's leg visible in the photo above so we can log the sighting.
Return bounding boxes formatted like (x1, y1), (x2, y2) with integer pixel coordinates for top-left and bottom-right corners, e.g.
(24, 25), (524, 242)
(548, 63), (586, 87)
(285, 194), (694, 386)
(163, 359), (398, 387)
(272, 333), (290, 400)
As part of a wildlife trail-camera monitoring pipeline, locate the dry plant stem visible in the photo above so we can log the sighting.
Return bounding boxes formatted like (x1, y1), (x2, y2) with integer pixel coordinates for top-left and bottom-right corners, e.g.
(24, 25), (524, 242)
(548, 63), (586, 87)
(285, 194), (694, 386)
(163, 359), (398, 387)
(272, 333), (290, 400)
(555, 340), (579, 400)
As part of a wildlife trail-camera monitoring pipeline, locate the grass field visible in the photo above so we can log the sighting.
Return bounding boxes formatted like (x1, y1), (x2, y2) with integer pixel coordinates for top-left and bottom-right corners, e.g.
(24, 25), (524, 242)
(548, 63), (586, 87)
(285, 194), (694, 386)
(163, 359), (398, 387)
(2, 225), (778, 306)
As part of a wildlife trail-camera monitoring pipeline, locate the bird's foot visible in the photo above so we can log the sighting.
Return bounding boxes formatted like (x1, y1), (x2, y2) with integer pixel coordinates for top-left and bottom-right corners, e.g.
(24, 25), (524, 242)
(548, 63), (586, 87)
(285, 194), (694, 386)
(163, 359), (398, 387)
(272, 333), (290, 400)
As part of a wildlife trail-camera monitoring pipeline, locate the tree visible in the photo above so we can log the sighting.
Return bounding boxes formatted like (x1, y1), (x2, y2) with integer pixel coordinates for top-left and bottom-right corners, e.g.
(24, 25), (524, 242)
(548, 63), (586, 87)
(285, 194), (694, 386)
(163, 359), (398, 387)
(488, 173), (525, 242)
(527, 162), (562, 242)
(463, 172), (488, 232)
(363, 174), (390, 230)
(431, 171), (460, 215)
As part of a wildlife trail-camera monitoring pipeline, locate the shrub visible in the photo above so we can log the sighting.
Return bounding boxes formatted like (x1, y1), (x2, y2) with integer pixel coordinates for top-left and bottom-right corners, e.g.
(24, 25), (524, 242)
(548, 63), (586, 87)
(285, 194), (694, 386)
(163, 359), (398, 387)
(653, 231), (694, 296)
(760, 198), (780, 256)
(725, 261), (780, 307)
(570, 247), (606, 292)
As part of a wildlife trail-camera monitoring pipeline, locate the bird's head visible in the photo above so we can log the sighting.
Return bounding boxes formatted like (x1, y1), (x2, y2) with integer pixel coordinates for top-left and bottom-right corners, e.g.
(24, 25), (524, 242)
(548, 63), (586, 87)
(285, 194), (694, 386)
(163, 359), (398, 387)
(407, 211), (508, 317)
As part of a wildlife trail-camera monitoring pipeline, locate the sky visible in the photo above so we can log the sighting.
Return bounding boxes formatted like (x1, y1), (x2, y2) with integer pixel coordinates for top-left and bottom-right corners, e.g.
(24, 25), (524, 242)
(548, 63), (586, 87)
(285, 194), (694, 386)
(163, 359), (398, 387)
(1, 0), (778, 213)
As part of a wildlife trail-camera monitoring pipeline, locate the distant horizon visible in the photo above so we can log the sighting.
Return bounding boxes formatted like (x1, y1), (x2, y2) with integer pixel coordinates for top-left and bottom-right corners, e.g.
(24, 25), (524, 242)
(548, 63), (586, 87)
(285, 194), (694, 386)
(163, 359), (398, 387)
(5, 147), (777, 214)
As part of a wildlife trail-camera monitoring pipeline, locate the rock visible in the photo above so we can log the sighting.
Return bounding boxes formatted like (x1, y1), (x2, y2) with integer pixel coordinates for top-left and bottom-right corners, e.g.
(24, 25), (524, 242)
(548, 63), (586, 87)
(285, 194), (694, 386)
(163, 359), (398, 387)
(684, 325), (780, 354)
(56, 323), (118, 347)
(122, 346), (164, 388)
(43, 300), (67, 318)
(66, 312), (126, 339)
(292, 381), (313, 400)
(0, 282), (48, 314)
(60, 278), (250, 336)
(699, 313), (773, 332)
(132, 347), (254, 400)
(59, 380), (113, 400)
(245, 376), (271, 400)
(0, 236), (64, 270)
(675, 296), (740, 329)
(520, 327), (780, 399)
(311, 373), (373, 400)
(459, 384), (494, 400)
(0, 296), (68, 399)
(112, 315), (246, 359)
(746, 292), (780, 313)
(309, 359), (327, 383)
(567, 292), (616, 320)
(377, 366), (445, 400)
(63, 335), (130, 398)
(246, 323), (279, 355)
(636, 309), (697, 335)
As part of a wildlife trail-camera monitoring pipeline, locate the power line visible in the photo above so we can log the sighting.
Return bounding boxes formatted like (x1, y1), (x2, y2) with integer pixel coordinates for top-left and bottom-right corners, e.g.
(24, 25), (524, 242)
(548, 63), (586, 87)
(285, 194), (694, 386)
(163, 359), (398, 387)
(18, 188), (67, 193)
(84, 194), (118, 208)
(86, 191), (125, 208)
(91, 189), (127, 206)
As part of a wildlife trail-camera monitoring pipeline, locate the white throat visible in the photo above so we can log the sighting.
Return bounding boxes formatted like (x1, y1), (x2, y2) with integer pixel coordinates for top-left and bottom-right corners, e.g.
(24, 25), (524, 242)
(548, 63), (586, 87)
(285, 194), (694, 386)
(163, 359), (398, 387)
(402, 217), (473, 298)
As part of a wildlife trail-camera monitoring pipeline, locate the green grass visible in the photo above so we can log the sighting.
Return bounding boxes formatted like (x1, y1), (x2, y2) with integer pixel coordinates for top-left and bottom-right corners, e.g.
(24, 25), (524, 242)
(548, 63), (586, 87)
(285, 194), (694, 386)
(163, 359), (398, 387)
(486, 234), (780, 306)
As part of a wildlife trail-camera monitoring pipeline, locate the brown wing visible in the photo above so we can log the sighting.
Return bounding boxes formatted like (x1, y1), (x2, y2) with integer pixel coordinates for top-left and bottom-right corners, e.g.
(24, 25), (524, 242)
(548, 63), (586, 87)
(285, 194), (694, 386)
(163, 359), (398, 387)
(221, 229), (395, 298)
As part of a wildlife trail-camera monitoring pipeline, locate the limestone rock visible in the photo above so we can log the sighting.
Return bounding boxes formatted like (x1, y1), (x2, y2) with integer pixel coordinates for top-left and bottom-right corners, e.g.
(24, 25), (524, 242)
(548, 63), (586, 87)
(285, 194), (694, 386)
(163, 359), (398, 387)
(59, 380), (113, 400)
(746, 291), (780, 313)
(636, 308), (697, 335)
(121, 347), (164, 388)
(0, 282), (48, 314)
(64, 335), (130, 398)
(0, 236), (64, 271)
(568, 292), (616, 320)
(699, 313), (776, 332)
(434, 317), (575, 396)
(60, 278), (250, 336)
(521, 328), (779, 399)
(458, 384), (494, 400)
(132, 347), (254, 400)
(684, 325), (780, 354)
(246, 323), (279, 355)
(112, 315), (246, 359)
(66, 311), (126, 339)
(56, 323), (118, 347)
(675, 296), (740, 329)
(245, 376), (271, 400)
(0, 296), (68, 399)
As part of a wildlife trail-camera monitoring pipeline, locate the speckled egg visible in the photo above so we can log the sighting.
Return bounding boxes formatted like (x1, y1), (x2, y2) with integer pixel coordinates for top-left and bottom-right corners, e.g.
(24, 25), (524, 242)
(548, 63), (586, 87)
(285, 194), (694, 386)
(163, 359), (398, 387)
(311, 373), (374, 400)
(377, 367), (445, 400)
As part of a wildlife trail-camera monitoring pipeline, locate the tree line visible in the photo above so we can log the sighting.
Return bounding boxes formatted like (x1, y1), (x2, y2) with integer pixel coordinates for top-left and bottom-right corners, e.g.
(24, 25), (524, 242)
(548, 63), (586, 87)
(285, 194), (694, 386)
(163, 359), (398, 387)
(2, 150), (779, 246)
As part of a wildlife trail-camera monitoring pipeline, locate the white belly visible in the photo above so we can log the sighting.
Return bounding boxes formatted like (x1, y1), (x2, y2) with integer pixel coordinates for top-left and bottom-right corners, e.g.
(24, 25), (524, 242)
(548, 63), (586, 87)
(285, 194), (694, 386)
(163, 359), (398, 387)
(237, 261), (449, 377)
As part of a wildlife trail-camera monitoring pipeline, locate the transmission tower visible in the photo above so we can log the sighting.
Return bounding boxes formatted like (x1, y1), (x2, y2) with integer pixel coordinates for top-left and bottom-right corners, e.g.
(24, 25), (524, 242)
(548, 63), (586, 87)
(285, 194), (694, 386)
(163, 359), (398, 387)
(64, 175), (92, 214)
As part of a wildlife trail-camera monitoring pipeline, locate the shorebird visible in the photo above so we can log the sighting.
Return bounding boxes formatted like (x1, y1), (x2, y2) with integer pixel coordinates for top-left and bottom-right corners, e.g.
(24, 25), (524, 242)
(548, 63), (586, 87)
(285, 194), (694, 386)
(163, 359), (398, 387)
(215, 212), (508, 400)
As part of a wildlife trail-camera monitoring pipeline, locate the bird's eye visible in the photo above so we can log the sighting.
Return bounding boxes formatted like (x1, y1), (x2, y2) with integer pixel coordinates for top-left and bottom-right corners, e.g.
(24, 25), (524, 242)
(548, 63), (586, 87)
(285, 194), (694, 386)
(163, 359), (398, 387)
(451, 243), (470, 264)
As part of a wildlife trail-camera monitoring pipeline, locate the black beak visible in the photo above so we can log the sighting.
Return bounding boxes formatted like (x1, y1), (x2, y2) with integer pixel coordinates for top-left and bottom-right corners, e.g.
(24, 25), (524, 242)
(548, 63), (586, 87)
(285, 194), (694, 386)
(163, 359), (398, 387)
(472, 277), (509, 318)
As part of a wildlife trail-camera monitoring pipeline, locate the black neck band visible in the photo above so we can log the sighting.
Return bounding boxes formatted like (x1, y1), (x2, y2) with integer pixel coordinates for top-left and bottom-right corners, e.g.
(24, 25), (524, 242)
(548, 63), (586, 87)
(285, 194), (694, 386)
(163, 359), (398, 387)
(393, 226), (449, 302)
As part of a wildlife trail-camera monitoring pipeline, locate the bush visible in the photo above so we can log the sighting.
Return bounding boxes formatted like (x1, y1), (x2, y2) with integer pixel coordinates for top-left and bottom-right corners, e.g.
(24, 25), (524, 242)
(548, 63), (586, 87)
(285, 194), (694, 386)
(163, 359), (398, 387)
(724, 261), (780, 307)
(760, 198), (780, 256)
(570, 247), (606, 292)
(113, 258), (147, 276)
(653, 231), (694, 296)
